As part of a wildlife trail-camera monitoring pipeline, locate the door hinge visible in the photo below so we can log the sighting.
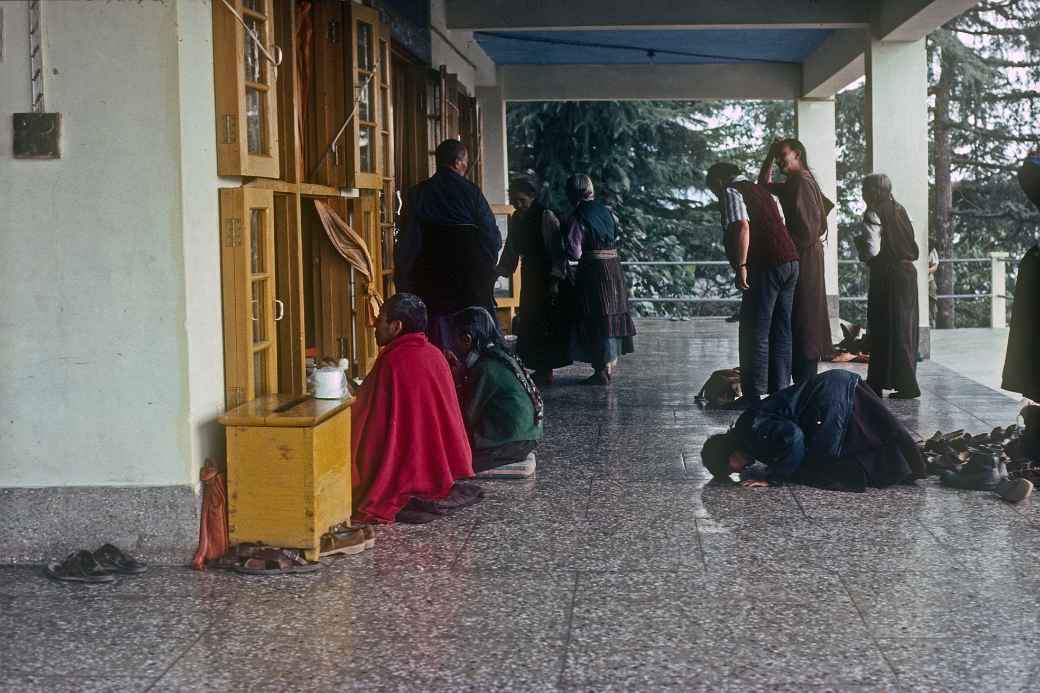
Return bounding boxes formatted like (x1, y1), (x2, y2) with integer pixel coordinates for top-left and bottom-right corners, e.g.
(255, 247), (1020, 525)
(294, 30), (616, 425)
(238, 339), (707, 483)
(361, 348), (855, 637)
(224, 218), (242, 247)
(328, 20), (340, 45)
(222, 114), (237, 144)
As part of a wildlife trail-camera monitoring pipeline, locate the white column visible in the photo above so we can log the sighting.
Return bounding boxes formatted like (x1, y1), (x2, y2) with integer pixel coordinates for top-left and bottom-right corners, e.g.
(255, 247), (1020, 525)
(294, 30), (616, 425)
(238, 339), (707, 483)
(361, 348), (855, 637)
(476, 84), (508, 206)
(796, 97), (840, 342)
(865, 37), (931, 355)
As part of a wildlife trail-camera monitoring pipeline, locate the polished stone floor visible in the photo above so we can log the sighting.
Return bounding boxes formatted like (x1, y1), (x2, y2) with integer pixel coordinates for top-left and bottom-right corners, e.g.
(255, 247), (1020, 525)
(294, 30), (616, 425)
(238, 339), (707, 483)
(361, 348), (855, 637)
(3, 320), (1039, 692)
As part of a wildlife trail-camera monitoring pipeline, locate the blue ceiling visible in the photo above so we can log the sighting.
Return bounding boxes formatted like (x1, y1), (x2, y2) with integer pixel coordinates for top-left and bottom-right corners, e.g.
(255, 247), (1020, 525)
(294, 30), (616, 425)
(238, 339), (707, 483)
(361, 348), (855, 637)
(474, 29), (833, 65)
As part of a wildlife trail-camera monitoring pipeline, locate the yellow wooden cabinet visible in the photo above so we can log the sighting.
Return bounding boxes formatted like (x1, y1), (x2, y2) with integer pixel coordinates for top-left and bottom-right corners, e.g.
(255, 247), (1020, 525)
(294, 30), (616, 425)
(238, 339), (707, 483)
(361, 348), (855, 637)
(219, 394), (353, 561)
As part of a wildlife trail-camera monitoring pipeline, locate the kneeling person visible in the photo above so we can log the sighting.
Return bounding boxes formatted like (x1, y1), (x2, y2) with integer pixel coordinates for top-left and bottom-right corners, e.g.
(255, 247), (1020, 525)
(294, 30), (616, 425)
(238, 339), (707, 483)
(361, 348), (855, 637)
(701, 369), (926, 490)
(351, 293), (474, 523)
(451, 307), (543, 479)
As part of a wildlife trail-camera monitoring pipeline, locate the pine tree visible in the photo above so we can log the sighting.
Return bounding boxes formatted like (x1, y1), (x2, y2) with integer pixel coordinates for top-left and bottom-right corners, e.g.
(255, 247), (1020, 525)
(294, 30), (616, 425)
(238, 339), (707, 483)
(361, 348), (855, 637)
(929, 0), (1040, 327)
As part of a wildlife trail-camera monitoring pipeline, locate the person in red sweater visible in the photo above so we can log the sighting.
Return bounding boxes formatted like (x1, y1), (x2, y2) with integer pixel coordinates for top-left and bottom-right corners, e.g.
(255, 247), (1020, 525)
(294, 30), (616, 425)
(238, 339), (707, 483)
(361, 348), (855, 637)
(350, 293), (474, 523)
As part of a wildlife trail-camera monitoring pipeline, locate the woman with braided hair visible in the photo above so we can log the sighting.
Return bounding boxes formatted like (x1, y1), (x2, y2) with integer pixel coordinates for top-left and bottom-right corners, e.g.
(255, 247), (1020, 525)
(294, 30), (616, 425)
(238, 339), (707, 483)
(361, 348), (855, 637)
(449, 307), (544, 478)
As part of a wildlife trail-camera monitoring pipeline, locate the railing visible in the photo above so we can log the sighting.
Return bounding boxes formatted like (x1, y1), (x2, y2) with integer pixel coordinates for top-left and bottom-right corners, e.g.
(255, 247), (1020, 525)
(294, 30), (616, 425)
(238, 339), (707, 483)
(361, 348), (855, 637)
(623, 252), (1018, 327)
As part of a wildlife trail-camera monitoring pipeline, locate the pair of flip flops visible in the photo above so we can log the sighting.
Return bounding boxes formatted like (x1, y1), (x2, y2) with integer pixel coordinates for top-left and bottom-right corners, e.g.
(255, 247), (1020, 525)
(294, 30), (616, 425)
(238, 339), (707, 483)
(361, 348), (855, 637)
(45, 544), (148, 584)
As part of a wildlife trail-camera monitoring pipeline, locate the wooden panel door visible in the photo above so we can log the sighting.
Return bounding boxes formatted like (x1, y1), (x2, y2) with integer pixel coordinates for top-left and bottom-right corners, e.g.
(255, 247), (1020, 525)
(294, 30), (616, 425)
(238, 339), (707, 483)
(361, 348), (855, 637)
(220, 187), (279, 408)
(212, 0), (280, 178)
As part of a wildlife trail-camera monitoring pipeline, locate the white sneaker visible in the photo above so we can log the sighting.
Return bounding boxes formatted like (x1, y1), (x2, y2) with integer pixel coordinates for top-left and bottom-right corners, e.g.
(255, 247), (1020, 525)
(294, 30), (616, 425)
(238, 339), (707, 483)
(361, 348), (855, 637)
(995, 477), (1034, 503)
(476, 452), (536, 479)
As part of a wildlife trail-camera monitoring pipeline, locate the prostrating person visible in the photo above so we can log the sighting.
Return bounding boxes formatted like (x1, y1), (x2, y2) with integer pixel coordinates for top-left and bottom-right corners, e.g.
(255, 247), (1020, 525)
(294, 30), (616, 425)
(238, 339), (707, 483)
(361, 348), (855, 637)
(563, 174), (636, 385)
(351, 293), (474, 524)
(497, 177), (572, 386)
(700, 369), (927, 491)
(396, 139), (501, 350)
(449, 307), (543, 479)
(707, 162), (800, 408)
(758, 138), (834, 383)
(858, 173), (921, 399)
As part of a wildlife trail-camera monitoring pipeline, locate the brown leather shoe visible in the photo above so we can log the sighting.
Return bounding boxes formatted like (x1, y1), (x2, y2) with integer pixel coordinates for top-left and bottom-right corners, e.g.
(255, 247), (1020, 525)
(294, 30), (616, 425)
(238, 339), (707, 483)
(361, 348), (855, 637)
(321, 527), (368, 556)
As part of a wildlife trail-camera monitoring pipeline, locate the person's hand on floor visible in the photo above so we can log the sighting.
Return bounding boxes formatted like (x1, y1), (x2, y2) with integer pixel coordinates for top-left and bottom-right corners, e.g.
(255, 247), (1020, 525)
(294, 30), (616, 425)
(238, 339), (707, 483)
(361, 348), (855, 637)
(739, 479), (769, 488)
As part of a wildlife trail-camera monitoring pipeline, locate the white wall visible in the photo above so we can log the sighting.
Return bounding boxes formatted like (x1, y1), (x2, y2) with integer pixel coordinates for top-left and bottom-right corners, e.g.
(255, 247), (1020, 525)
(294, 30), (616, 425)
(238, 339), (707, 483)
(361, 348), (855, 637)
(0, 0), (223, 487)
(429, 0), (497, 92)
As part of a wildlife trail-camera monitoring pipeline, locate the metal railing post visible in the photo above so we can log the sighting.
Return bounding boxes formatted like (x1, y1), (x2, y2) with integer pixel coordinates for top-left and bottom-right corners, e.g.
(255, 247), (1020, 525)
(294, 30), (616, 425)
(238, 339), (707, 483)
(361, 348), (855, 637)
(990, 252), (1009, 328)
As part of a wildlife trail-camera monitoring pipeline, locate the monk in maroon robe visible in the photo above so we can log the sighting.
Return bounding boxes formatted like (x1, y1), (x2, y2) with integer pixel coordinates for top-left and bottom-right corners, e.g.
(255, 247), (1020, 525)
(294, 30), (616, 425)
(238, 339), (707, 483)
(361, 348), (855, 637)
(351, 293), (473, 523)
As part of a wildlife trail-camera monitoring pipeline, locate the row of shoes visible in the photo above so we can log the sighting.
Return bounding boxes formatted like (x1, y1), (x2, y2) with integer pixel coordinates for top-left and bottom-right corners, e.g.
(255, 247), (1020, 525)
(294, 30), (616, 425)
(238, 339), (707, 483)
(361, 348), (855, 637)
(45, 544), (148, 584)
(919, 409), (1040, 503)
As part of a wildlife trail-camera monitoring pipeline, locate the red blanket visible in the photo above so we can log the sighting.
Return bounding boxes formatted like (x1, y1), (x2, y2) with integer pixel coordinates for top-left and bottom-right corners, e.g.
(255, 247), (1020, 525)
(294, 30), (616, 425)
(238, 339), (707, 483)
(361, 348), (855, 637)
(351, 332), (473, 523)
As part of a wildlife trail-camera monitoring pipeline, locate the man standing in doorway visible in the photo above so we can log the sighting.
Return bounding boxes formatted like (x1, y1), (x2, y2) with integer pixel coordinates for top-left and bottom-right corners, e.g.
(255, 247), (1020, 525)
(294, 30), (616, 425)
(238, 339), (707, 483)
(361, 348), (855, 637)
(396, 139), (502, 349)
(707, 162), (801, 409)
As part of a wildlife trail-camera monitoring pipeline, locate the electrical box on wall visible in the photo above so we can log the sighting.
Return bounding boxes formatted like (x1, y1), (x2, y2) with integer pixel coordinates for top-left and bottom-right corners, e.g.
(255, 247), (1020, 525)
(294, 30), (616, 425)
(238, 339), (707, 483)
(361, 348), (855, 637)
(12, 112), (61, 159)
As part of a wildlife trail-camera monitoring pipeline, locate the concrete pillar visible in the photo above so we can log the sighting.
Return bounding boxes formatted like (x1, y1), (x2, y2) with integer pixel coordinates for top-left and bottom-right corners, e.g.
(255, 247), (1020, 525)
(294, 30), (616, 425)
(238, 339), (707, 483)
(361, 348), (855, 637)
(865, 37), (931, 356)
(796, 97), (840, 343)
(476, 84), (508, 206)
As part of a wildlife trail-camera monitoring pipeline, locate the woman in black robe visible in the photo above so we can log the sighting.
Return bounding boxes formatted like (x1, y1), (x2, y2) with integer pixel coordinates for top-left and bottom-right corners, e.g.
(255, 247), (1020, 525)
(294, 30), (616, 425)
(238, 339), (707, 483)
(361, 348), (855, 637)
(859, 173), (921, 399)
(759, 138), (835, 384)
(497, 177), (572, 385)
(563, 174), (636, 385)
(1002, 151), (1040, 401)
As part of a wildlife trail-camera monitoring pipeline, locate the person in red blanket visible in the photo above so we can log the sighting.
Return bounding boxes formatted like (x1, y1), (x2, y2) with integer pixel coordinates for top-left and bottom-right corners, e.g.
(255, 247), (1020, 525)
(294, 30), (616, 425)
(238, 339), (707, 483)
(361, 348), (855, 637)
(350, 293), (476, 524)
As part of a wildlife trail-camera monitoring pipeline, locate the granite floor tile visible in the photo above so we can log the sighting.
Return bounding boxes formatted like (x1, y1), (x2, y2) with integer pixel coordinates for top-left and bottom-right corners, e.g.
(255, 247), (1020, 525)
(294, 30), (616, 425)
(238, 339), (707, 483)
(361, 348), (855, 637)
(0, 675), (154, 693)
(843, 568), (1040, 637)
(156, 572), (573, 693)
(565, 571), (892, 690)
(699, 519), (962, 574)
(878, 636), (1040, 692)
(586, 480), (709, 521)
(0, 631), (196, 678)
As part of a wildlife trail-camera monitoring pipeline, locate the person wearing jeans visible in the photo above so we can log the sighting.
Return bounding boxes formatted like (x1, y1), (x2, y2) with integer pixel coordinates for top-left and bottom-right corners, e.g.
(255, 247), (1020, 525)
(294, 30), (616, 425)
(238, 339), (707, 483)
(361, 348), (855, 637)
(707, 162), (801, 408)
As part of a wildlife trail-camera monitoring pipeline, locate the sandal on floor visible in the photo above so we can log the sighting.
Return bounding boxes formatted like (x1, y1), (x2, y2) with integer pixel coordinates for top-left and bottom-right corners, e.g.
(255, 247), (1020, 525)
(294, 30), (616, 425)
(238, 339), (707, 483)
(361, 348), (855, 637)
(45, 550), (116, 584)
(93, 544), (148, 575)
(233, 547), (319, 575)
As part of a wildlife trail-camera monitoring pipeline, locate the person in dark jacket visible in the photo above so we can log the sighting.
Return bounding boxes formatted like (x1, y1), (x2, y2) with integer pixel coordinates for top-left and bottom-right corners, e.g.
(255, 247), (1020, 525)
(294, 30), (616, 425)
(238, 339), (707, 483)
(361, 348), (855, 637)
(1002, 151), (1040, 402)
(396, 139), (502, 349)
(707, 162), (800, 407)
(758, 138), (835, 384)
(449, 307), (543, 479)
(700, 369), (926, 491)
(857, 173), (921, 399)
(563, 174), (636, 385)
(497, 177), (572, 386)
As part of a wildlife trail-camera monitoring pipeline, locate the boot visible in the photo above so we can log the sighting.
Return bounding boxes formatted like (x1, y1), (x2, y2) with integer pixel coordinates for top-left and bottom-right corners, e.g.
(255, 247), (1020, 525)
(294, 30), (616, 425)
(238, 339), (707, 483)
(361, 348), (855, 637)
(941, 452), (1007, 492)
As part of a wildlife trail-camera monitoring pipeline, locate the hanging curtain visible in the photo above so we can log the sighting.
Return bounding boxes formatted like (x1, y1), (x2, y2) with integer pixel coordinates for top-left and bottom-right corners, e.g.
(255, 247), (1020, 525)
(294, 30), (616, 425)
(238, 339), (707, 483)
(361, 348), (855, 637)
(313, 199), (383, 324)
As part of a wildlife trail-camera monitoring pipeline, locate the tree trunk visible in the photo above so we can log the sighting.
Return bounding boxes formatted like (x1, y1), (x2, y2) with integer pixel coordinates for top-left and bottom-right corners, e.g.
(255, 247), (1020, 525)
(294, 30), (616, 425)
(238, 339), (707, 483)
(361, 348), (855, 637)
(933, 45), (957, 328)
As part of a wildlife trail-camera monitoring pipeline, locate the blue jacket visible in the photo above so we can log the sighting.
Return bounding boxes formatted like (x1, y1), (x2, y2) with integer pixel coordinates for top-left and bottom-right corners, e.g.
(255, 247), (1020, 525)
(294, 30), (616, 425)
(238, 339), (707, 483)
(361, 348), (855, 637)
(733, 369), (861, 483)
(395, 168), (501, 291)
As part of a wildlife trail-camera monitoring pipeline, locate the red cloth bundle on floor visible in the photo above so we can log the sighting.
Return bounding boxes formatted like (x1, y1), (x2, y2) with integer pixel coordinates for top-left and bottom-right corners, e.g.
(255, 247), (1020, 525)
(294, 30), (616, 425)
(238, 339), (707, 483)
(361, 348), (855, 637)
(191, 462), (229, 571)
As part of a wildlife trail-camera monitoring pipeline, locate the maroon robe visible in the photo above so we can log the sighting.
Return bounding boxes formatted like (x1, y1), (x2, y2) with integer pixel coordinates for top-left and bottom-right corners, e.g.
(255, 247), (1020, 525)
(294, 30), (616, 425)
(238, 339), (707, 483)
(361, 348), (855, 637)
(351, 332), (473, 523)
(766, 172), (834, 361)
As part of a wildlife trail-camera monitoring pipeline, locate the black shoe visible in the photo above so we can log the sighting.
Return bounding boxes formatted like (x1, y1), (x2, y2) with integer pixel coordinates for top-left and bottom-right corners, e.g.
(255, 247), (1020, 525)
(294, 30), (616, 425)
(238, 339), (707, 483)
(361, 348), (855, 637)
(889, 389), (921, 400)
(941, 457), (1007, 492)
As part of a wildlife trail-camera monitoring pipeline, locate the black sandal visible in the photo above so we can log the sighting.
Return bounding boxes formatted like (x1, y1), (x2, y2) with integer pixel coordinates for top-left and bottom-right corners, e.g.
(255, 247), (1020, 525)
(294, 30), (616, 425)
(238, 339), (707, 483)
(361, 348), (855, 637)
(93, 544), (148, 575)
(45, 550), (116, 584)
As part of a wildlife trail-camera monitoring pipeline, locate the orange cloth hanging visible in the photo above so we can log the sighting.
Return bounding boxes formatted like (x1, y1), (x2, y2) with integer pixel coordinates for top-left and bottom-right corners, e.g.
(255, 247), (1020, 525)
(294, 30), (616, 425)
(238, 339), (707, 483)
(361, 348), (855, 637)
(313, 199), (383, 325)
(191, 462), (230, 571)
